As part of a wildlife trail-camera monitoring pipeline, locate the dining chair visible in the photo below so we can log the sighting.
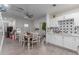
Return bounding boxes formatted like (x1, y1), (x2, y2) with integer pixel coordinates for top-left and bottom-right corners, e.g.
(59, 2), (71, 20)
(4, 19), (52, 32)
(20, 34), (28, 47)
(31, 33), (40, 48)
(19, 33), (23, 44)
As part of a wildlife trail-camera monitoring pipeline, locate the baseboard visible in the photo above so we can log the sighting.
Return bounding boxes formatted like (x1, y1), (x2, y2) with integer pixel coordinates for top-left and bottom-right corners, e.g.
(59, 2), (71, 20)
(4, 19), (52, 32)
(46, 42), (78, 55)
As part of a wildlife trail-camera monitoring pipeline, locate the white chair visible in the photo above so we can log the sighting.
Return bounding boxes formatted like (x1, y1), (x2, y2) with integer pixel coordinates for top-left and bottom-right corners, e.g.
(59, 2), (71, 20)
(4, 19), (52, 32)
(19, 33), (23, 43)
(31, 33), (40, 48)
(19, 33), (28, 47)
(21, 36), (28, 47)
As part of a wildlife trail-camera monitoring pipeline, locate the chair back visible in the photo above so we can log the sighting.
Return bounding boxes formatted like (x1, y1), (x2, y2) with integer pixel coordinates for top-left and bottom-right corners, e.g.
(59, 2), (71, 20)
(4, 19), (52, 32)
(32, 33), (39, 40)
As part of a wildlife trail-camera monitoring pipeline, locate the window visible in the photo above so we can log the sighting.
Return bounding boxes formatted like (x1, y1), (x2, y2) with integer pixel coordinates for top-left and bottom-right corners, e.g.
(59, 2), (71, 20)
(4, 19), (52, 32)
(24, 24), (29, 27)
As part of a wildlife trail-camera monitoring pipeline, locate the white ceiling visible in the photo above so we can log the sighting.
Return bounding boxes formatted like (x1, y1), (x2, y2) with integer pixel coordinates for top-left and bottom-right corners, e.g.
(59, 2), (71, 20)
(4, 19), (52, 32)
(2, 4), (79, 20)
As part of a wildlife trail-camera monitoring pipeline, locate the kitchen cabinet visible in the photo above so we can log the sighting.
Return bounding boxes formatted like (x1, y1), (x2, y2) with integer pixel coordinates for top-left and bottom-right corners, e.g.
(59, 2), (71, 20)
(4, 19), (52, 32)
(63, 36), (76, 51)
(46, 32), (53, 43)
(54, 34), (63, 46)
(51, 33), (56, 45)
(46, 32), (79, 51)
(46, 32), (50, 42)
(75, 37), (79, 51)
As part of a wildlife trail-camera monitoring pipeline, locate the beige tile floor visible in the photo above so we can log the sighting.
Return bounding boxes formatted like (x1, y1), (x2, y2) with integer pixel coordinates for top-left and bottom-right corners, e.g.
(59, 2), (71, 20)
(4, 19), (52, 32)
(0, 38), (78, 55)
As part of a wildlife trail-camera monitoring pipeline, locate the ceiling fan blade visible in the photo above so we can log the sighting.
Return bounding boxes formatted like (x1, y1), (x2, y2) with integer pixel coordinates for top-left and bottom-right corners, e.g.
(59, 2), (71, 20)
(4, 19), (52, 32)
(17, 7), (24, 11)
(12, 5), (33, 18)
(28, 14), (33, 18)
(24, 12), (33, 18)
(12, 5), (24, 13)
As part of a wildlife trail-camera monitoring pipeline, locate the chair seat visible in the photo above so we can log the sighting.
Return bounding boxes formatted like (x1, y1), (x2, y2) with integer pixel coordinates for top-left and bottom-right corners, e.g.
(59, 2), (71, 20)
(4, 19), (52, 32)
(33, 40), (38, 42)
(22, 39), (28, 42)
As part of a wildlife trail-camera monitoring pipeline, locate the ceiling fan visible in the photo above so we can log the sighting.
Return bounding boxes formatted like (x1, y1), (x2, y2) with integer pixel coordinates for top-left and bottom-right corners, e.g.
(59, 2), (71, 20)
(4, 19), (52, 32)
(13, 6), (33, 18)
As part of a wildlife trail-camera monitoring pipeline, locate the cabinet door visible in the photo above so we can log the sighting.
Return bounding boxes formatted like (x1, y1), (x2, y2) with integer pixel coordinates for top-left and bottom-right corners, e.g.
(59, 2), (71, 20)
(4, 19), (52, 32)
(46, 33), (58, 45)
(51, 33), (57, 45)
(55, 34), (63, 46)
(76, 37), (79, 46)
(46, 32), (55, 44)
(49, 33), (53, 43)
(46, 32), (51, 43)
(63, 36), (75, 50)
(71, 37), (77, 51)
(75, 37), (79, 51)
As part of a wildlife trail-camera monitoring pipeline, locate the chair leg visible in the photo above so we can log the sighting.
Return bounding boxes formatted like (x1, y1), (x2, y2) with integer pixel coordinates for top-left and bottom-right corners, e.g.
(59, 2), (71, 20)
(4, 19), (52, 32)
(37, 42), (39, 48)
(20, 41), (22, 46)
(23, 42), (25, 48)
(32, 42), (33, 48)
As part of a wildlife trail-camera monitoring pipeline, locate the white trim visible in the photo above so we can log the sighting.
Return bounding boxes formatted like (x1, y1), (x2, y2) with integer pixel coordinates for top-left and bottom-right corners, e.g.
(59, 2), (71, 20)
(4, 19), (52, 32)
(0, 12), (5, 53)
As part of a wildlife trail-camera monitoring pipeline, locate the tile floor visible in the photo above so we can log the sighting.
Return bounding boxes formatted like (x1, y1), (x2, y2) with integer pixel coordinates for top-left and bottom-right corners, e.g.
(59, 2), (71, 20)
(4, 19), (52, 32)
(0, 38), (78, 55)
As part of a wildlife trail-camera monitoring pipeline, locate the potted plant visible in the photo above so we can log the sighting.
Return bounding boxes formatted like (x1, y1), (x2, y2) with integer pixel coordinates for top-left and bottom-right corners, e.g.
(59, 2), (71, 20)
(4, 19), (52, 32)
(42, 22), (46, 43)
(42, 22), (46, 32)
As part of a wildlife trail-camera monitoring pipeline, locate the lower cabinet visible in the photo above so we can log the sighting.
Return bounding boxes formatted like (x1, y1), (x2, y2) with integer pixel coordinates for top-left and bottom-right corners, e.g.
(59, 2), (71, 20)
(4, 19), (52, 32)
(75, 37), (79, 51)
(46, 32), (54, 43)
(54, 34), (63, 46)
(63, 36), (76, 50)
(51, 34), (56, 44)
(46, 32), (51, 43)
(46, 33), (79, 51)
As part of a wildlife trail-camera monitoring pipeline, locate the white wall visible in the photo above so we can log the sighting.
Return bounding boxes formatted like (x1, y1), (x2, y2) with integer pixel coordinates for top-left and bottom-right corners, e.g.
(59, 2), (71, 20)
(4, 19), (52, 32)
(2, 14), (47, 33)
(34, 17), (46, 31)
(50, 8), (79, 26)
(46, 8), (79, 29)
(2, 16), (34, 33)
(15, 17), (33, 33)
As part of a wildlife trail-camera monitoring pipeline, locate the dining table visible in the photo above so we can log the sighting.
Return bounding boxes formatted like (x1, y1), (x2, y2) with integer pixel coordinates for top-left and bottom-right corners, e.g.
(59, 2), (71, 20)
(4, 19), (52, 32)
(23, 32), (40, 49)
